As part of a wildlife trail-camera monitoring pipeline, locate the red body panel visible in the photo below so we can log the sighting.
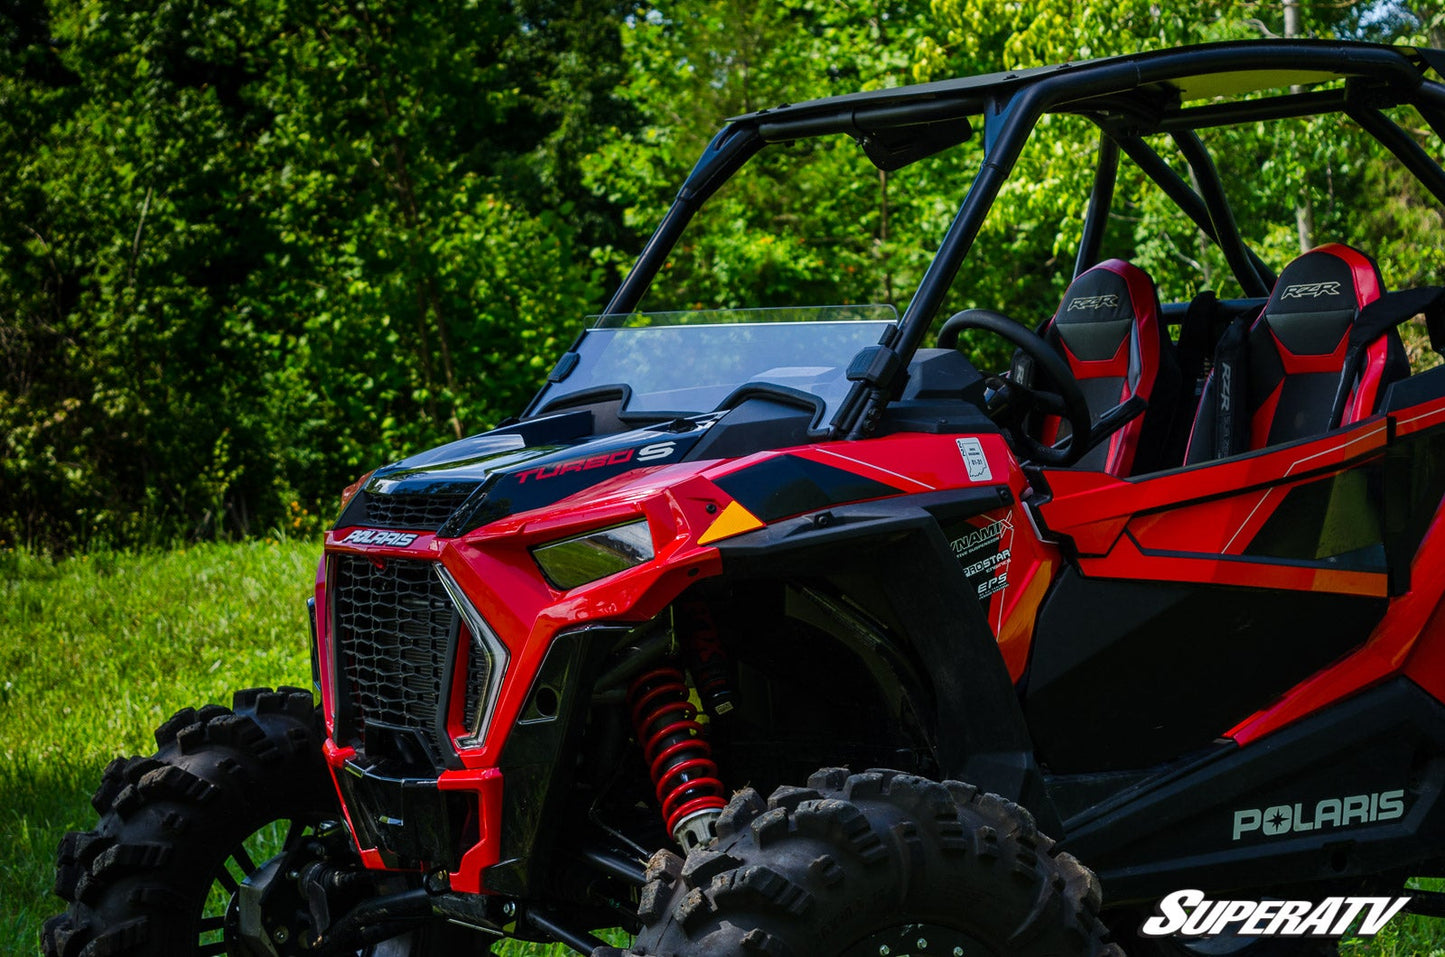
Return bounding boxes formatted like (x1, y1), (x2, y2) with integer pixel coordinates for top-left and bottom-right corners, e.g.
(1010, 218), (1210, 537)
(319, 382), (1445, 890)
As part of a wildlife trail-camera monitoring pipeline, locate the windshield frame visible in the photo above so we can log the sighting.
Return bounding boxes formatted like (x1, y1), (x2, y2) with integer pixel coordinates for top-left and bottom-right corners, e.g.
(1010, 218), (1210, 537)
(577, 41), (1444, 441)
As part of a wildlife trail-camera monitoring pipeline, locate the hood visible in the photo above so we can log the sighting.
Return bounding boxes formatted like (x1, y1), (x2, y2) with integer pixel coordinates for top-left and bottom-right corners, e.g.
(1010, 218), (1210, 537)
(333, 410), (716, 537)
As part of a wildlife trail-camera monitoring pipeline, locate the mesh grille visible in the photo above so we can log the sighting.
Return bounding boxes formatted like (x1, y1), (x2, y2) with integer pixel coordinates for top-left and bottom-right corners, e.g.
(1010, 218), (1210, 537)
(333, 556), (455, 761)
(362, 490), (473, 530)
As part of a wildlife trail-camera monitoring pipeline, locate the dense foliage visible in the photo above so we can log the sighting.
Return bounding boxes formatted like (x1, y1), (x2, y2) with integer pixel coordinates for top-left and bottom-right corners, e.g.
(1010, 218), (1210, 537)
(2, 1), (1442, 551)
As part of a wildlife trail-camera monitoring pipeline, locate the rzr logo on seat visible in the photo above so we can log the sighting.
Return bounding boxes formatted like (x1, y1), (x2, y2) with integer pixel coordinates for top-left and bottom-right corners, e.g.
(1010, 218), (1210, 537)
(1281, 281), (1342, 299)
(1066, 294), (1119, 311)
(340, 529), (421, 547)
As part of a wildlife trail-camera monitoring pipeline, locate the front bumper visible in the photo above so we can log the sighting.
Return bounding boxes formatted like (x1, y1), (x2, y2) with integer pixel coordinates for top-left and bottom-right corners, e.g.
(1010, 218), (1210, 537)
(324, 740), (504, 894)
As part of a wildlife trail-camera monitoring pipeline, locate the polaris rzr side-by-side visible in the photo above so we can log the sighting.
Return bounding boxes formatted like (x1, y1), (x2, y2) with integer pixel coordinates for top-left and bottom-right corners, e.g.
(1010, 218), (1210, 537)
(45, 39), (1445, 957)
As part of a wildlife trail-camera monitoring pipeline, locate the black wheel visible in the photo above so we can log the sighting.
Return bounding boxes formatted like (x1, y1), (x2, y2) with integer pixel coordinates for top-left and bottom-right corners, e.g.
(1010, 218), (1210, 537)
(43, 687), (467, 956)
(606, 767), (1121, 957)
(1113, 910), (1339, 957)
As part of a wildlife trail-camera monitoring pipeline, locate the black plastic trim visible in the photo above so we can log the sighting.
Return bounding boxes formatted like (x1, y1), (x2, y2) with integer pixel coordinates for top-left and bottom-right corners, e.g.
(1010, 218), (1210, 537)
(712, 489), (1058, 833)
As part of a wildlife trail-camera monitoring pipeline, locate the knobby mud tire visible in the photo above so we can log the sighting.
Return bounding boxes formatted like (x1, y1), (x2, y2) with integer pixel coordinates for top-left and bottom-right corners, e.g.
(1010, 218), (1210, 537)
(603, 767), (1122, 957)
(43, 686), (337, 956)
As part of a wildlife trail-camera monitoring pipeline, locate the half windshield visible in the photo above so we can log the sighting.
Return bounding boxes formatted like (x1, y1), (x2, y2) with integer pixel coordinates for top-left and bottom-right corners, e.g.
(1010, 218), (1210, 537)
(534, 305), (897, 421)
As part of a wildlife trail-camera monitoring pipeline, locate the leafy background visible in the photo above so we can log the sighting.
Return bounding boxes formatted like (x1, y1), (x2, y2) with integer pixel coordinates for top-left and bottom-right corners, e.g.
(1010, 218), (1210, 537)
(7, 2), (1445, 953)
(3, 0), (1445, 554)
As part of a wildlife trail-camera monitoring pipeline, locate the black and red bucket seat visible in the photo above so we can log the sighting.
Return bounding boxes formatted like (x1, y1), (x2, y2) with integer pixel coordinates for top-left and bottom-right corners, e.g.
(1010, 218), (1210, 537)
(1186, 243), (1411, 463)
(1038, 258), (1181, 476)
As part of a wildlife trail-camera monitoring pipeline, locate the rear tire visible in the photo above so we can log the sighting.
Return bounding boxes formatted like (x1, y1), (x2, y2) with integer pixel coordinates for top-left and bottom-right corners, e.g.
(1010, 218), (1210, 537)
(607, 767), (1121, 956)
(42, 687), (465, 956)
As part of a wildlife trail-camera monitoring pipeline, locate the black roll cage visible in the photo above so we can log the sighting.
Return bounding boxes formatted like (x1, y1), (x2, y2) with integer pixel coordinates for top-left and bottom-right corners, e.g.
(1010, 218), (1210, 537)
(598, 39), (1445, 440)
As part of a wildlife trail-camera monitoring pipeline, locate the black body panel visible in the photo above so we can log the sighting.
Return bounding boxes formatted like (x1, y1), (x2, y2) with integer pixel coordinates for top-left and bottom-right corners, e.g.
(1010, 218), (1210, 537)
(1382, 394), (1445, 594)
(713, 489), (1060, 833)
(1061, 679), (1445, 903)
(486, 626), (620, 897)
(335, 767), (478, 872)
(1025, 571), (1387, 773)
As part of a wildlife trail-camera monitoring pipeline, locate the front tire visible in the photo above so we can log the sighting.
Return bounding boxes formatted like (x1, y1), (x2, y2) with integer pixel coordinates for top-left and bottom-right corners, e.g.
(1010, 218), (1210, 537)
(610, 767), (1121, 956)
(45, 687), (341, 956)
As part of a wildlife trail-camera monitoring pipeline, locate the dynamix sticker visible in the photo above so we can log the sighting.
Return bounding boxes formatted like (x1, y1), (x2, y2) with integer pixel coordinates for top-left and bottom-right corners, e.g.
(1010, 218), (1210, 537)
(949, 517), (1013, 599)
(340, 529), (421, 547)
(956, 438), (992, 482)
(1232, 789), (1405, 841)
(1141, 889), (1410, 939)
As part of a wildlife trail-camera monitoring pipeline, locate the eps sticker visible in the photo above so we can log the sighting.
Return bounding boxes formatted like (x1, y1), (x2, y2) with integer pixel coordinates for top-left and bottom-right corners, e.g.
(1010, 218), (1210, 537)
(956, 438), (992, 482)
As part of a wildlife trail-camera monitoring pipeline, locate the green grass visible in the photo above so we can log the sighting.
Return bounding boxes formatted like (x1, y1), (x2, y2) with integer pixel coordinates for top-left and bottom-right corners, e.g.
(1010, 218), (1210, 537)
(2, 542), (1442, 955)
(1, 540), (320, 952)
(0, 541), (579, 955)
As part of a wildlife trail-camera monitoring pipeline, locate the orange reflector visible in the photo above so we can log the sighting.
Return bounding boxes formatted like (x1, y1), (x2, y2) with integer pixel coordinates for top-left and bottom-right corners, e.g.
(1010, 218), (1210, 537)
(697, 501), (765, 546)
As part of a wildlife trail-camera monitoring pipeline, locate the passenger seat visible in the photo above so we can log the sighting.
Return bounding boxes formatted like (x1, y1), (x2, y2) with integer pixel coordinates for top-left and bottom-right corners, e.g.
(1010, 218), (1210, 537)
(1185, 243), (1409, 463)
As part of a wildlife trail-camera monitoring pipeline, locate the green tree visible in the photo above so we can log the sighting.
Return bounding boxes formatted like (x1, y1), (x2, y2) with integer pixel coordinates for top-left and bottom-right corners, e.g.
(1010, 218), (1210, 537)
(0, 0), (631, 551)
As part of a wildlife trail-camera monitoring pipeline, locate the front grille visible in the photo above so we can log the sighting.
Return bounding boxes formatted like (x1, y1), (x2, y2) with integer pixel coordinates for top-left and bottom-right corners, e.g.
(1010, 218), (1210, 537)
(361, 490), (475, 530)
(332, 555), (458, 770)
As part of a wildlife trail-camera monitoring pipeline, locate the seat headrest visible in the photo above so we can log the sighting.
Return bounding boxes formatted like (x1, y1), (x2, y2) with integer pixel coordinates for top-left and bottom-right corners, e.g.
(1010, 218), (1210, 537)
(1054, 259), (1158, 362)
(1262, 243), (1384, 357)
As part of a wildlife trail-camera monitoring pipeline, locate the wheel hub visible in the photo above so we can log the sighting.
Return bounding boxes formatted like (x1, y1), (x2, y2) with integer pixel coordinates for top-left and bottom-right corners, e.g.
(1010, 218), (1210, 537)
(841, 921), (995, 957)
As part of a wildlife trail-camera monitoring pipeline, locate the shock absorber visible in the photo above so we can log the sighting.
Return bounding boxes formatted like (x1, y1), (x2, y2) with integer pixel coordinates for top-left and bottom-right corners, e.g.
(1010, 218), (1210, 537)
(627, 663), (726, 852)
(675, 599), (735, 717)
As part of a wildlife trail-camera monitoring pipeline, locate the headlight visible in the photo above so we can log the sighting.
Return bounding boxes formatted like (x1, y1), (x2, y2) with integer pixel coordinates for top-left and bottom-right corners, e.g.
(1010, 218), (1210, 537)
(435, 566), (510, 750)
(532, 519), (654, 589)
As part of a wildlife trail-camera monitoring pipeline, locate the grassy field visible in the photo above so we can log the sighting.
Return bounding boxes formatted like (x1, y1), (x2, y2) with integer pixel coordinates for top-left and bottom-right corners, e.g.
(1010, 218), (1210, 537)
(1, 542), (1441, 955)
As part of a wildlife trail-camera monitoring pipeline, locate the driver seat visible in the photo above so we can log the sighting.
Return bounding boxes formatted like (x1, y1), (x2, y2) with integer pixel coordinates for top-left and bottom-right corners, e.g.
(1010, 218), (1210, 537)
(1036, 259), (1182, 475)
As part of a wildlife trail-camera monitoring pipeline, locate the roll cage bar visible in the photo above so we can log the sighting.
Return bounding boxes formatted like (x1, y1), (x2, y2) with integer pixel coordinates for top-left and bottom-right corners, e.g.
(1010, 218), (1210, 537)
(599, 39), (1445, 440)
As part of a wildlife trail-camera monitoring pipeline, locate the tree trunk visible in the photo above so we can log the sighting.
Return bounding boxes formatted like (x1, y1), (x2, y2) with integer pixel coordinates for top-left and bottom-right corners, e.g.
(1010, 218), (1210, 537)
(1285, 0), (1314, 253)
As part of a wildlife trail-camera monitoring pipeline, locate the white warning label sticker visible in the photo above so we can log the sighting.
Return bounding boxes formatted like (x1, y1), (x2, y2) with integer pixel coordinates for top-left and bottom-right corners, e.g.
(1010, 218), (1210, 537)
(956, 437), (993, 482)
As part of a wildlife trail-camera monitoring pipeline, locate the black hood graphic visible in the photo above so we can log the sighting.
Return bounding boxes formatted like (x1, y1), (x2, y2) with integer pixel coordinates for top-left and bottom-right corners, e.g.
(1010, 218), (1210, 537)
(334, 411), (710, 536)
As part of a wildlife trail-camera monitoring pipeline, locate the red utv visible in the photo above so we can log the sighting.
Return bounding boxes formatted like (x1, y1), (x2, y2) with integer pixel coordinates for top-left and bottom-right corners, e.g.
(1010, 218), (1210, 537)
(46, 39), (1445, 957)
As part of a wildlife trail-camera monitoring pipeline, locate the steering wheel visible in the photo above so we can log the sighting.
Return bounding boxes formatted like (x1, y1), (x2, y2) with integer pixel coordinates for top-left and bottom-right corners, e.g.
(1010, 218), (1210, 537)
(938, 309), (1092, 467)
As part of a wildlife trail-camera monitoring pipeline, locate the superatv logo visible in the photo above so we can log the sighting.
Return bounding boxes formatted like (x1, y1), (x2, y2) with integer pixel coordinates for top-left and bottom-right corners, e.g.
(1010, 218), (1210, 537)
(1281, 281), (1342, 299)
(1066, 294), (1119, 311)
(1141, 889), (1410, 939)
(339, 529), (420, 547)
(1232, 789), (1405, 841)
(515, 442), (677, 484)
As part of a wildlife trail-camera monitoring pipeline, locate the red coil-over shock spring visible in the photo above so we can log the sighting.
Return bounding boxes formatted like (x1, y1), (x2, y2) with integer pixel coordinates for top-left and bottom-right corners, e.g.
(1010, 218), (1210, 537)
(627, 664), (727, 851)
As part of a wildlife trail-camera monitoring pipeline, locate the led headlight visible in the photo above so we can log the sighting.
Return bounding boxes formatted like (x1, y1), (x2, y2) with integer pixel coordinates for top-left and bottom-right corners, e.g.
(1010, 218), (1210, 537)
(532, 519), (654, 590)
(435, 566), (510, 750)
